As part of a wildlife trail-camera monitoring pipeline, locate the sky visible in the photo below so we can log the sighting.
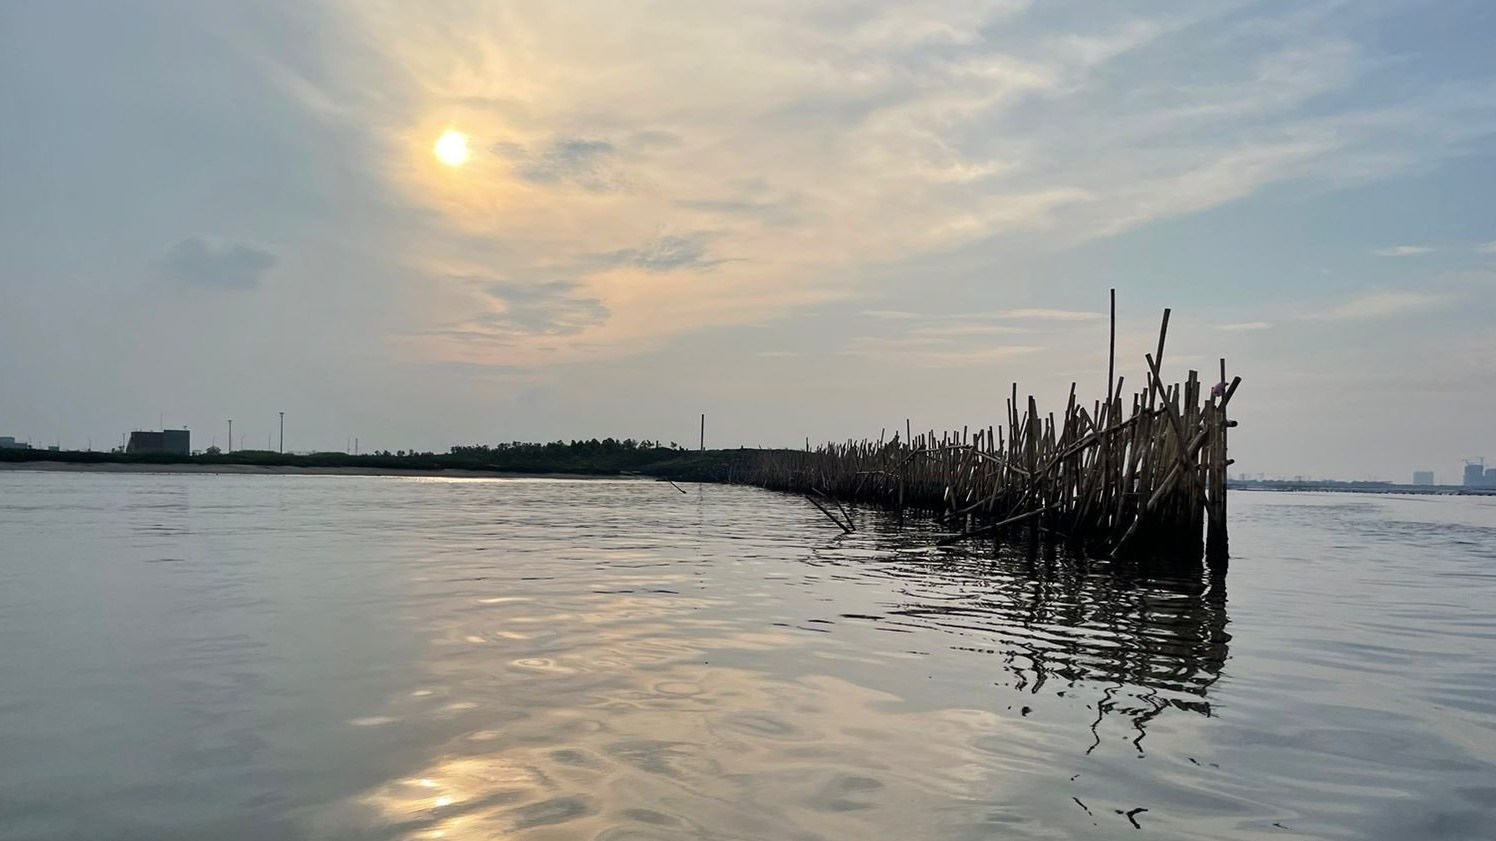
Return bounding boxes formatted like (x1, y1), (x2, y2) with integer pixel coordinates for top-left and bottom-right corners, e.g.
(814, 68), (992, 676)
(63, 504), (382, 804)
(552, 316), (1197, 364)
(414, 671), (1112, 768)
(2, 0), (1494, 481)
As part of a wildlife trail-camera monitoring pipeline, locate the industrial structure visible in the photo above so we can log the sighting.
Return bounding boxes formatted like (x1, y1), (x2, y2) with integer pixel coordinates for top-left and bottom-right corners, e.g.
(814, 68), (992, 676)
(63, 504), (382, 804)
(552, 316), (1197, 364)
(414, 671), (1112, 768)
(125, 429), (190, 455)
(1412, 470), (1435, 486)
(0, 436), (27, 450)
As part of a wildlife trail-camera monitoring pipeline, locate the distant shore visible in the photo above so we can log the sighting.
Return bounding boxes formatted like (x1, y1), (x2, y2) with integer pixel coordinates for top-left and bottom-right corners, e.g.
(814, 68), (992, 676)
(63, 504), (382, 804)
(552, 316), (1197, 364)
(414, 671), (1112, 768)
(1230, 480), (1496, 497)
(0, 442), (747, 482)
(0, 461), (630, 481)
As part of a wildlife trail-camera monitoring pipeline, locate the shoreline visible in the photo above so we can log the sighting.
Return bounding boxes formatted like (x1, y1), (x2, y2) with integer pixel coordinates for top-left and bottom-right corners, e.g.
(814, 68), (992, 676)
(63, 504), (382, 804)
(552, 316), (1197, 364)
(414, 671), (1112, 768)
(1230, 483), (1496, 497)
(0, 461), (635, 481)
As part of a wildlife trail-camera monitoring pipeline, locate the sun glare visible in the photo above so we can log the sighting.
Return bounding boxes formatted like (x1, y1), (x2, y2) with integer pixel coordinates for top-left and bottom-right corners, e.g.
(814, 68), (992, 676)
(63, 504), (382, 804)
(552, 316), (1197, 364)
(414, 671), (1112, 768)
(434, 130), (470, 166)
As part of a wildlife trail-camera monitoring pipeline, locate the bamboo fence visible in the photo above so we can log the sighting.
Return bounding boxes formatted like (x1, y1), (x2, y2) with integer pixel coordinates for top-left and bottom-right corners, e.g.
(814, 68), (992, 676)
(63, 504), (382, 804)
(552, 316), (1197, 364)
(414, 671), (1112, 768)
(737, 303), (1240, 562)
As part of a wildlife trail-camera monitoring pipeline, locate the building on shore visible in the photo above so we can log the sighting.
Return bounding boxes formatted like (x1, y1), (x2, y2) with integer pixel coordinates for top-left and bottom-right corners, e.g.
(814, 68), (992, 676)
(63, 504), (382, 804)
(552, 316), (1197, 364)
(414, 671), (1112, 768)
(0, 436), (27, 450)
(1461, 460), (1496, 488)
(126, 429), (190, 455)
(1465, 462), (1485, 487)
(1412, 470), (1435, 486)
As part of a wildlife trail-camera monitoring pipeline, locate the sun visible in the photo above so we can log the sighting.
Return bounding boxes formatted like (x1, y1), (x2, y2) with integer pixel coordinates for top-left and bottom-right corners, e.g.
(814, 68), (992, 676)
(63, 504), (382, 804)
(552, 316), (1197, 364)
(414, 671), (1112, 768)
(434, 130), (470, 166)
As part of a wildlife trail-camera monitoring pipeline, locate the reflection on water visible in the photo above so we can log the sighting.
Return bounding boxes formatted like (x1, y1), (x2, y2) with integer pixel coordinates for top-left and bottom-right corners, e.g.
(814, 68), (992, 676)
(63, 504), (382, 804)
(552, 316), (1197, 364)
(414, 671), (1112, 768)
(318, 671), (1006, 841)
(316, 516), (1233, 841)
(803, 528), (1230, 754)
(1, 473), (1494, 841)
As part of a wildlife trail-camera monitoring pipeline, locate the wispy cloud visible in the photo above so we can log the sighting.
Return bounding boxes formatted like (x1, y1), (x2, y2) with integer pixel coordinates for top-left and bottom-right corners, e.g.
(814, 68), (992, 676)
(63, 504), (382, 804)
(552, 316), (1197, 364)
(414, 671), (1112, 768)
(343, 0), (1496, 365)
(995, 308), (1104, 321)
(1476, 241), (1496, 254)
(858, 309), (1090, 329)
(161, 236), (275, 290)
(493, 137), (627, 192)
(482, 280), (609, 335)
(426, 278), (609, 342)
(675, 179), (802, 226)
(1217, 321), (1273, 331)
(588, 233), (730, 272)
(1373, 245), (1435, 257)
(908, 323), (1035, 337)
(1299, 290), (1454, 321)
(843, 336), (1044, 367)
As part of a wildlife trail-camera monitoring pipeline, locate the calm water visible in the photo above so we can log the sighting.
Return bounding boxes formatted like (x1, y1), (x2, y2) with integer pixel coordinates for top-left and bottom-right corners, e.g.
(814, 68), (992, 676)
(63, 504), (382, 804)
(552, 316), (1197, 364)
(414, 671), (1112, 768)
(1, 472), (1493, 840)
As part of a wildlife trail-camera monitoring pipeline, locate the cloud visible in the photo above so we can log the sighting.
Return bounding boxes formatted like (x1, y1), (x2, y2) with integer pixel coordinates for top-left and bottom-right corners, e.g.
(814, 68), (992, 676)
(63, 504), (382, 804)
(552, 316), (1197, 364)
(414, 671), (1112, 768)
(1299, 290), (1454, 321)
(674, 178), (803, 226)
(994, 308), (1104, 321)
(1217, 321), (1273, 331)
(1477, 241), (1496, 254)
(628, 130), (683, 150)
(842, 307), (1055, 367)
(493, 137), (625, 191)
(480, 279), (608, 335)
(424, 278), (609, 343)
(857, 309), (1084, 332)
(343, 1), (1496, 365)
(160, 237), (276, 289)
(908, 323), (1034, 337)
(843, 335), (1044, 367)
(1373, 245), (1435, 257)
(674, 197), (799, 226)
(588, 233), (730, 272)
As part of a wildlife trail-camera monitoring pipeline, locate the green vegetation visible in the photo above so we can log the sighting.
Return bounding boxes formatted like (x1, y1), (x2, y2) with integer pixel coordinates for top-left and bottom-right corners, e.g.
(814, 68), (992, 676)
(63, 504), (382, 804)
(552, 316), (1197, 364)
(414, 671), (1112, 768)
(0, 438), (761, 481)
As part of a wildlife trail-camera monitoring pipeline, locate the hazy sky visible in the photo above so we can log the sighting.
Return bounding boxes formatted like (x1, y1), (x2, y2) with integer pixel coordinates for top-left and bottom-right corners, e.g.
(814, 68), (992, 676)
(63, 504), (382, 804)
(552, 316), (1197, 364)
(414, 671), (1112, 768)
(3, 0), (1494, 480)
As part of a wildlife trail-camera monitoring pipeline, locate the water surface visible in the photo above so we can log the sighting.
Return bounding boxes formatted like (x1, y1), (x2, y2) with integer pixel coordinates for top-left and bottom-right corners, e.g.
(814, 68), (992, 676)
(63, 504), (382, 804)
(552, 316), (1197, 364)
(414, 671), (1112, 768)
(1, 473), (1492, 839)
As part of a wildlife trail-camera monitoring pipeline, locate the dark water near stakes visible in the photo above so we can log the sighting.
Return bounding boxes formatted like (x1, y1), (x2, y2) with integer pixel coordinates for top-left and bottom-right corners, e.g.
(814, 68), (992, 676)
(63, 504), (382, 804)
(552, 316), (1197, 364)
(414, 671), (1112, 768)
(1, 472), (1493, 840)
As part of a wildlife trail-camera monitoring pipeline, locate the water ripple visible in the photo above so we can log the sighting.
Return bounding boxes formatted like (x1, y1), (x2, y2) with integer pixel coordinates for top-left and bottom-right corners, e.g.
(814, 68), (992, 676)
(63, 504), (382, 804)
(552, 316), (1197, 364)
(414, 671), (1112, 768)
(1, 474), (1493, 840)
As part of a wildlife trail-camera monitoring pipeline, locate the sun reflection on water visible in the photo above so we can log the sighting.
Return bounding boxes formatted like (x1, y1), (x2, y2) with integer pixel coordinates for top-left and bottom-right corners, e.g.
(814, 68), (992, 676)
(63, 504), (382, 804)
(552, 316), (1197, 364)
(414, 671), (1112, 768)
(301, 482), (1234, 839)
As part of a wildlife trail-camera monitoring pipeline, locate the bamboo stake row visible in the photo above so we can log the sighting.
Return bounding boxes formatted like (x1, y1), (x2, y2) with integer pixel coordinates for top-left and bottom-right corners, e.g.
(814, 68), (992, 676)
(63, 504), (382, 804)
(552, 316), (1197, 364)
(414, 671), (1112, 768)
(737, 305), (1239, 563)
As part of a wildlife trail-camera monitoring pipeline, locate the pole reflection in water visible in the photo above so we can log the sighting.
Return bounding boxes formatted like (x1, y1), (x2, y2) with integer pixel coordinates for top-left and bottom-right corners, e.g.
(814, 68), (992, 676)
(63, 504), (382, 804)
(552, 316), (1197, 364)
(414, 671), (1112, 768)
(799, 513), (1231, 757)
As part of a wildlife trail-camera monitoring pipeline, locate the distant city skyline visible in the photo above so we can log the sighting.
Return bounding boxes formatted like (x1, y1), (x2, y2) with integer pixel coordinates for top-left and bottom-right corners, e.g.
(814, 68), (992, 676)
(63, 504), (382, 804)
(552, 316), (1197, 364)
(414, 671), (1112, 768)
(4, 1), (1495, 479)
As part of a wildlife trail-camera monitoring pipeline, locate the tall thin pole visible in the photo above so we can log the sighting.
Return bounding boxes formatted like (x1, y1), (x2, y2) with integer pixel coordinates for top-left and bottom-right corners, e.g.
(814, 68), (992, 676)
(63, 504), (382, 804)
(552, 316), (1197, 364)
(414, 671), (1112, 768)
(699, 414), (705, 451)
(1106, 288), (1116, 406)
(1207, 356), (1231, 566)
(227, 419), (232, 454)
(279, 412), (284, 454)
